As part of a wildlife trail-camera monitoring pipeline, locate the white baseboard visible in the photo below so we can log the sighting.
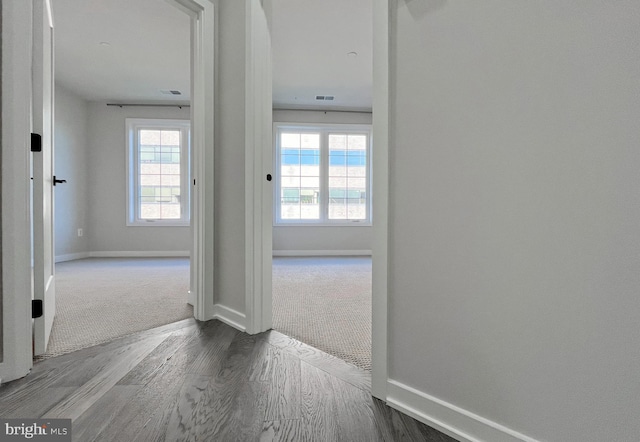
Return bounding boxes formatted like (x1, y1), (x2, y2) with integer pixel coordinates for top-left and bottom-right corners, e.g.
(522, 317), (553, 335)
(55, 252), (91, 263)
(212, 304), (246, 332)
(272, 249), (372, 257)
(386, 380), (540, 442)
(89, 251), (190, 258)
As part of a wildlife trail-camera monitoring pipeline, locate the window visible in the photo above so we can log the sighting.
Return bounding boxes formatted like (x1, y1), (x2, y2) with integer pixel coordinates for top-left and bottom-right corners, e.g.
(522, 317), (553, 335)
(275, 123), (372, 225)
(126, 118), (190, 226)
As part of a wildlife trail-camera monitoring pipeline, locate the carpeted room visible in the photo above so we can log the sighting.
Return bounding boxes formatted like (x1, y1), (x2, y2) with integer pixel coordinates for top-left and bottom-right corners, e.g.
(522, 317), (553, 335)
(43, 255), (373, 372)
(47, 0), (374, 371)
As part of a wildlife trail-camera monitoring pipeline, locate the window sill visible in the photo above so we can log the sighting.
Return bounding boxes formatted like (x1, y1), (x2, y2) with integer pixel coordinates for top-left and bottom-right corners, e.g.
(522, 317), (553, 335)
(274, 222), (372, 228)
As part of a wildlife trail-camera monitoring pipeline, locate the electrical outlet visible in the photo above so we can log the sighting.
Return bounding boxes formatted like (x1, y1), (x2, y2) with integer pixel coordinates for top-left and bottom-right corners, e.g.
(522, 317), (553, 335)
(77, 228), (83, 237)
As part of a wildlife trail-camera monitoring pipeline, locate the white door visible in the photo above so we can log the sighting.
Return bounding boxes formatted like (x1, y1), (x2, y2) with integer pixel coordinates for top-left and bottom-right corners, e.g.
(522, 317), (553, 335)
(32, 0), (56, 356)
(0, 1), (36, 383)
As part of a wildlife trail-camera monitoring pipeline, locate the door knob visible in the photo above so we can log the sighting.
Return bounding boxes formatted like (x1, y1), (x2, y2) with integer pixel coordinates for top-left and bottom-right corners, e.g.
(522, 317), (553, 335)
(53, 176), (67, 186)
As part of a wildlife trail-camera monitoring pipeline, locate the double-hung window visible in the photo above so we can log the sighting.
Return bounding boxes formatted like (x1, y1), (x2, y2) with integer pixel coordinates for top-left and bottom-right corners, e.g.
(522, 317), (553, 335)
(126, 118), (190, 226)
(275, 123), (372, 225)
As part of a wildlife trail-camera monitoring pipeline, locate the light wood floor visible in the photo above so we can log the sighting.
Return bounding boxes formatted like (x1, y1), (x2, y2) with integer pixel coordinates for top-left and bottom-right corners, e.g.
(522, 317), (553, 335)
(0, 319), (455, 441)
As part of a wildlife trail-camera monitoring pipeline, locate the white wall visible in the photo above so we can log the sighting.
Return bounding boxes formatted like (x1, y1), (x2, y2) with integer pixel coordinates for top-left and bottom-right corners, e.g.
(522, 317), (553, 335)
(389, 1), (640, 441)
(272, 110), (373, 254)
(0, 0), (4, 361)
(54, 83), (89, 258)
(86, 103), (191, 253)
(273, 109), (371, 125)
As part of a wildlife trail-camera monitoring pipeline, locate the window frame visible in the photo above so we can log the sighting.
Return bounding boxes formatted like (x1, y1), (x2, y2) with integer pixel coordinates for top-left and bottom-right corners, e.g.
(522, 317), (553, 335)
(126, 118), (191, 227)
(273, 123), (372, 226)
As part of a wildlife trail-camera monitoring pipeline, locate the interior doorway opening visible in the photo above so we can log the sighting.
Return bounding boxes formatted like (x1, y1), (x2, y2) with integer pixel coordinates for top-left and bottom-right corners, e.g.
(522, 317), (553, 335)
(267, 0), (374, 371)
(39, 0), (195, 359)
(1, 0), (214, 383)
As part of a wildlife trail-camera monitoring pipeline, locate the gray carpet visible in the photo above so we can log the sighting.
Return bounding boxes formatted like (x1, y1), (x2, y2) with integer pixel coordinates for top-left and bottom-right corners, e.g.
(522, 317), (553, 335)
(40, 256), (372, 371)
(272, 256), (372, 371)
(37, 257), (192, 360)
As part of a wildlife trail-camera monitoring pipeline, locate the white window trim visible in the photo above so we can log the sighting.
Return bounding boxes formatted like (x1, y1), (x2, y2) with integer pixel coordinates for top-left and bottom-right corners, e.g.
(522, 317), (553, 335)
(126, 118), (191, 227)
(273, 122), (373, 226)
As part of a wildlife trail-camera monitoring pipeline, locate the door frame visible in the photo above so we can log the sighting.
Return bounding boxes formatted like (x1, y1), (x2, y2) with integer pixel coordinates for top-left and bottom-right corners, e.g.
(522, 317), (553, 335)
(244, 0), (390, 398)
(166, 0), (217, 322)
(370, 0), (390, 399)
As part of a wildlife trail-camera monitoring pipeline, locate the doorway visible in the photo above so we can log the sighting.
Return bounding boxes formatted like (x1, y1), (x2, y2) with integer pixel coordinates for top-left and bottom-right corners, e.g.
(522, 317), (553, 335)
(40, 0), (192, 359)
(0, 0), (215, 383)
(246, 0), (389, 396)
(267, 0), (374, 371)
(36, 0), (217, 359)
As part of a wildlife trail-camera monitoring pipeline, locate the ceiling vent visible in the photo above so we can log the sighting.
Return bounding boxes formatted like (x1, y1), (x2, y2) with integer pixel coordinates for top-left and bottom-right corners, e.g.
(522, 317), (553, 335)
(315, 95), (334, 101)
(161, 90), (182, 95)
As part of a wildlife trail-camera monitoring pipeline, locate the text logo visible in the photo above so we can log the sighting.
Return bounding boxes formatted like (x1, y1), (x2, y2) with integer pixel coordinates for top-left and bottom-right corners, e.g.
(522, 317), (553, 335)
(0, 420), (71, 442)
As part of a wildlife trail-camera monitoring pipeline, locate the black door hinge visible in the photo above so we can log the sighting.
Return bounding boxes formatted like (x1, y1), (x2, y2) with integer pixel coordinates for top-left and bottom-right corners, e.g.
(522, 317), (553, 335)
(31, 133), (42, 152)
(32, 300), (43, 318)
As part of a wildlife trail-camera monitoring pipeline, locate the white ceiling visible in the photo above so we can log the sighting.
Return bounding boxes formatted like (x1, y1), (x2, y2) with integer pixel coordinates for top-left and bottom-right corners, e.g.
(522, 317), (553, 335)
(271, 0), (373, 111)
(53, 0), (191, 104)
(53, 0), (372, 111)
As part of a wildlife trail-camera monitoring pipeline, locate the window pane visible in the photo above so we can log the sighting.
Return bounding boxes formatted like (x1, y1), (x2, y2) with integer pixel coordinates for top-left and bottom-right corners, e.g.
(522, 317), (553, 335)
(281, 205), (301, 219)
(140, 203), (161, 219)
(329, 134), (346, 149)
(281, 133), (300, 148)
(160, 163), (180, 175)
(161, 130), (180, 146)
(301, 177), (319, 188)
(281, 188), (300, 219)
(161, 174), (181, 187)
(300, 188), (320, 219)
(281, 176), (300, 188)
(301, 133), (320, 149)
(281, 152), (300, 166)
(140, 174), (161, 186)
(138, 129), (182, 220)
(160, 203), (181, 219)
(300, 153), (320, 166)
(140, 130), (160, 146)
(279, 132), (320, 220)
(348, 134), (367, 150)
(328, 177), (347, 188)
(328, 132), (367, 220)
(140, 163), (160, 174)
(348, 177), (366, 189)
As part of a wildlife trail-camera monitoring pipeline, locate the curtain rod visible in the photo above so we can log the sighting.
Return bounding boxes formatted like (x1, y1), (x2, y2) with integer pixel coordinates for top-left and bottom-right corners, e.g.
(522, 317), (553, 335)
(273, 107), (372, 114)
(106, 103), (190, 109)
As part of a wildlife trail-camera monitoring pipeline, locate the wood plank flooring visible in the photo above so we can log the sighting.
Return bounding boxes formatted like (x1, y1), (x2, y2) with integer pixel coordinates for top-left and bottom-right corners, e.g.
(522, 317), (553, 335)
(0, 319), (456, 441)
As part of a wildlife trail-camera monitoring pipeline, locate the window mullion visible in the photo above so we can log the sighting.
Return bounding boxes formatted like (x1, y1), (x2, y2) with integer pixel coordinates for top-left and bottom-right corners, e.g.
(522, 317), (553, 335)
(275, 128), (281, 223)
(367, 133), (372, 222)
(180, 128), (187, 222)
(320, 130), (329, 223)
(135, 128), (142, 223)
